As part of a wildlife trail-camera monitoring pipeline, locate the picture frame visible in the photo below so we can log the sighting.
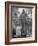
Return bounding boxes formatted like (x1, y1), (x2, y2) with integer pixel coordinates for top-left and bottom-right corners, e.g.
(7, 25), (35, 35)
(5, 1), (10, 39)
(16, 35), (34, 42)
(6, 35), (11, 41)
(5, 1), (37, 45)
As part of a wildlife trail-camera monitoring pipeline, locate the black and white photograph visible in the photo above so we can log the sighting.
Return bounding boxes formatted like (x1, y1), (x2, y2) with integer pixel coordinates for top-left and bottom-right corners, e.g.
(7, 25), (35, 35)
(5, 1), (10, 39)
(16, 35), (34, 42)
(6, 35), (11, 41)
(11, 6), (32, 38)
